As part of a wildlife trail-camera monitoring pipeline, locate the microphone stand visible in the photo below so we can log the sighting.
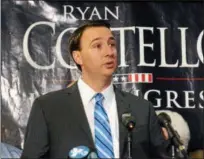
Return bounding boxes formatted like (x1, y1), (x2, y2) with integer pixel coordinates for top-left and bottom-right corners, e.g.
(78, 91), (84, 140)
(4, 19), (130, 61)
(122, 113), (135, 159)
(126, 122), (135, 159)
(169, 139), (191, 159)
(127, 131), (133, 159)
(171, 142), (176, 159)
(167, 125), (190, 159)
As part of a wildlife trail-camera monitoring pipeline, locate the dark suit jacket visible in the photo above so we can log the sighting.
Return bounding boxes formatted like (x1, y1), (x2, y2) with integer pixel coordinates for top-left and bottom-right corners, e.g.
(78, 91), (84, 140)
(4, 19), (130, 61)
(21, 82), (170, 158)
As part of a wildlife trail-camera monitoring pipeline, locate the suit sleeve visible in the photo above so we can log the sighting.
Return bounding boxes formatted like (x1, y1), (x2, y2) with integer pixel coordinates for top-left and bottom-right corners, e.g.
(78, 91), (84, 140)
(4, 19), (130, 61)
(148, 102), (171, 158)
(21, 98), (49, 158)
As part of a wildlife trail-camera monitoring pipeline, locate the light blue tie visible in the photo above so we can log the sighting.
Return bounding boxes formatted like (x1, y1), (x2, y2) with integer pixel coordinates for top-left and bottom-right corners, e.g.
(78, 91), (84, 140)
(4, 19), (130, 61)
(94, 93), (114, 158)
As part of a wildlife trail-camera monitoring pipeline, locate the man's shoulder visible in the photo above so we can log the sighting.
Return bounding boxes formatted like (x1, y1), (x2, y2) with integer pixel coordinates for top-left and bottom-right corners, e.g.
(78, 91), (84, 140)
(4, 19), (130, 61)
(39, 81), (78, 101)
(38, 88), (70, 101)
(33, 85), (76, 107)
(31, 87), (75, 112)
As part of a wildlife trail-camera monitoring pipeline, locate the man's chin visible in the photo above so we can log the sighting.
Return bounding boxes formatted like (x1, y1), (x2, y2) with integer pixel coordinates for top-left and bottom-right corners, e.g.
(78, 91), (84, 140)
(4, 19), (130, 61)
(102, 69), (116, 77)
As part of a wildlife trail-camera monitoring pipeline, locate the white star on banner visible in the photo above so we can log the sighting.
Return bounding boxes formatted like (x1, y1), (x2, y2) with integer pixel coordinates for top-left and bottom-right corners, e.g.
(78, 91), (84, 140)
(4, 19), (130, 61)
(113, 76), (119, 82)
(121, 76), (127, 82)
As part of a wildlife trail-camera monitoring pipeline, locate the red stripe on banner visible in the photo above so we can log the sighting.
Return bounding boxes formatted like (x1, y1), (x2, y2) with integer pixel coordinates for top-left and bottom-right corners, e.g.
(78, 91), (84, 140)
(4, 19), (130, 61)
(142, 74), (145, 82)
(128, 74), (132, 82)
(135, 74), (138, 82)
(148, 74), (152, 82)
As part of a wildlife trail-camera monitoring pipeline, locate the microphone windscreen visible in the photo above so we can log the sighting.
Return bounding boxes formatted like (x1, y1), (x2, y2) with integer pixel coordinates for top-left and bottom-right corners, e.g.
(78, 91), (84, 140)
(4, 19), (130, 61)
(87, 151), (98, 158)
(122, 113), (136, 127)
(69, 146), (90, 158)
(158, 112), (171, 126)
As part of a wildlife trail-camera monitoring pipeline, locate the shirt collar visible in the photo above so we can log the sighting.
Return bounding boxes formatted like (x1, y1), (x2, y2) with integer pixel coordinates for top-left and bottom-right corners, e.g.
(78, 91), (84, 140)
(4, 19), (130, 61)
(77, 78), (114, 105)
(101, 82), (114, 103)
(78, 78), (96, 106)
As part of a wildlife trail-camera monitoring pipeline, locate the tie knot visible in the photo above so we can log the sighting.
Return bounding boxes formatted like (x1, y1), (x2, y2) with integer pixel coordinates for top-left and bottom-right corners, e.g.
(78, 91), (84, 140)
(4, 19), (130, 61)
(95, 93), (104, 103)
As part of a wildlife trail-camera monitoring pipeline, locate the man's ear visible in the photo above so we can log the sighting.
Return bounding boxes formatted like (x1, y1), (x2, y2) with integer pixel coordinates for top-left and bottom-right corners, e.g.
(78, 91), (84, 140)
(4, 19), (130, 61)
(72, 51), (82, 65)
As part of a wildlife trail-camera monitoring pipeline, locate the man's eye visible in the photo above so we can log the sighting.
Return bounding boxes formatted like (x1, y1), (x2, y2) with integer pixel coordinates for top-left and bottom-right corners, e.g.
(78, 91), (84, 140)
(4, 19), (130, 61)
(93, 44), (102, 49)
(110, 43), (116, 47)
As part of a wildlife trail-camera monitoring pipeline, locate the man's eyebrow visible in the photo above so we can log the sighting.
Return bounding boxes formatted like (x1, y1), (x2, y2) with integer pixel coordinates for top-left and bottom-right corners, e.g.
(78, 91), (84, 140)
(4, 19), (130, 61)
(90, 37), (102, 45)
(89, 36), (116, 46)
(109, 37), (116, 41)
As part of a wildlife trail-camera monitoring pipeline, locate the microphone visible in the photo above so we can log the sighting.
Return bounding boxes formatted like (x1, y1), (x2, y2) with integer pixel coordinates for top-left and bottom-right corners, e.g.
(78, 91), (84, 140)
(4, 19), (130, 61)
(68, 146), (98, 159)
(122, 113), (136, 159)
(158, 112), (189, 158)
(122, 113), (136, 131)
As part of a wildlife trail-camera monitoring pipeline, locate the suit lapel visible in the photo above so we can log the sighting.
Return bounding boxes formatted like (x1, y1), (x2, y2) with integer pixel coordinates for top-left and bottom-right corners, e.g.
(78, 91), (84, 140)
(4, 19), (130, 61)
(65, 82), (95, 148)
(114, 87), (131, 158)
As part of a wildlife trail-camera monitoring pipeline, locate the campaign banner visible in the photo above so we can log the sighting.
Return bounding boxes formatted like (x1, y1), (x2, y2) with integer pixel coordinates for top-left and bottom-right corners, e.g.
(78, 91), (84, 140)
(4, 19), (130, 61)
(1, 0), (203, 152)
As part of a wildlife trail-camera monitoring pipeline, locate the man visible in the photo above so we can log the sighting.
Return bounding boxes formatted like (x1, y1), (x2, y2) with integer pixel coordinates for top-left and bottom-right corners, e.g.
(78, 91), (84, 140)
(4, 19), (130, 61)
(21, 20), (169, 158)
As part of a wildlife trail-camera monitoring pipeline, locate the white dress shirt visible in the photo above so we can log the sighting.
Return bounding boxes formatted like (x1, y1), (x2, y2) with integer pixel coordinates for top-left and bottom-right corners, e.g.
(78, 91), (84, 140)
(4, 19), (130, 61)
(77, 78), (119, 158)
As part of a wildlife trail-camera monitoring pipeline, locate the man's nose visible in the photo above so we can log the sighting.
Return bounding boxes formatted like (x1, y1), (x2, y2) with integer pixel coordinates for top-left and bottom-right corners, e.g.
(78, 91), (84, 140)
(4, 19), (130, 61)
(105, 45), (116, 56)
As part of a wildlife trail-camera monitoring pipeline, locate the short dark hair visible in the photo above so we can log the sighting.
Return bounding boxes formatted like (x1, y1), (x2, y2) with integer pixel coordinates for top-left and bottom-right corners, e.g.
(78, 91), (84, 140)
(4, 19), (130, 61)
(68, 20), (111, 71)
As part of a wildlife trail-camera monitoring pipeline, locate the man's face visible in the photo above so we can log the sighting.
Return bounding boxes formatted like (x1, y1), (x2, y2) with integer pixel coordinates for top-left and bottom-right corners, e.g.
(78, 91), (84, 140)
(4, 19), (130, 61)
(73, 26), (117, 77)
